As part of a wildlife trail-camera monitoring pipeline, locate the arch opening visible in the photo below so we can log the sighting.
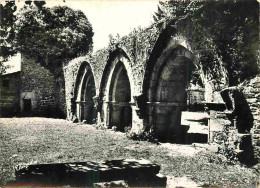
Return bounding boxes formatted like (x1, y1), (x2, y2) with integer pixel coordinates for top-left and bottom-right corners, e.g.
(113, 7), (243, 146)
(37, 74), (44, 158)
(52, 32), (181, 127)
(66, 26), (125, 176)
(147, 46), (194, 143)
(74, 64), (97, 124)
(108, 62), (132, 132)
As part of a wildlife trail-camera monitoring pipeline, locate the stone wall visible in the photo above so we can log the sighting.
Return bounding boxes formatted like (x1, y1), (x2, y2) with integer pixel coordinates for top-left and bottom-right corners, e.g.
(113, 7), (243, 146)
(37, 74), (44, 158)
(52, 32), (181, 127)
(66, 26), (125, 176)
(63, 51), (108, 120)
(63, 18), (258, 153)
(0, 72), (21, 117)
(63, 25), (215, 130)
(63, 57), (83, 120)
(241, 76), (260, 161)
(21, 54), (64, 117)
(208, 76), (260, 162)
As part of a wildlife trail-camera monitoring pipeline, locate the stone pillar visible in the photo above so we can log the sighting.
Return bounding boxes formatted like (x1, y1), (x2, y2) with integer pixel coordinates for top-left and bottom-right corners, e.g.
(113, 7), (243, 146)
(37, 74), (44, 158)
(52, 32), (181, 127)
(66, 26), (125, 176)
(105, 101), (111, 128)
(93, 96), (101, 124)
(131, 95), (146, 133)
(76, 101), (83, 122)
(131, 105), (144, 133)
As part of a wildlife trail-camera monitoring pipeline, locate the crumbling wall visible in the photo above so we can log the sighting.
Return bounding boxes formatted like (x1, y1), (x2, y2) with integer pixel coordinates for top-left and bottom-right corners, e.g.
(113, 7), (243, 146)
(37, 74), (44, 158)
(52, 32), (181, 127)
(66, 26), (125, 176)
(21, 54), (60, 117)
(63, 50), (108, 120)
(210, 76), (260, 163)
(241, 76), (260, 162)
(64, 56), (88, 120)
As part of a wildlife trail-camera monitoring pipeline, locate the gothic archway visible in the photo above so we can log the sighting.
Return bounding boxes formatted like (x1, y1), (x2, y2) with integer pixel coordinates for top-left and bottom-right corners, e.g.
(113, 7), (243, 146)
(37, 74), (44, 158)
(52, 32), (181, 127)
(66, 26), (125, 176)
(98, 49), (135, 131)
(146, 45), (194, 142)
(108, 62), (132, 131)
(74, 62), (97, 124)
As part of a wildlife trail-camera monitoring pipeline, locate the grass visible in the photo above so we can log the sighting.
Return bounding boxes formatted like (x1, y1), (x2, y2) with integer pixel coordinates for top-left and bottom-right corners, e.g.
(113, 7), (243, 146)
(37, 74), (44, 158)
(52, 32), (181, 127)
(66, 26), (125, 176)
(0, 117), (259, 187)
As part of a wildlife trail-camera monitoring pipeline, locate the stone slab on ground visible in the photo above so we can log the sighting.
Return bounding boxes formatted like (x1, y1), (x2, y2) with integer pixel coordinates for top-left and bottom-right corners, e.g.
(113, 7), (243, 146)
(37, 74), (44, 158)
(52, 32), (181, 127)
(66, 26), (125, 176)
(93, 180), (128, 187)
(15, 159), (166, 187)
(167, 175), (200, 187)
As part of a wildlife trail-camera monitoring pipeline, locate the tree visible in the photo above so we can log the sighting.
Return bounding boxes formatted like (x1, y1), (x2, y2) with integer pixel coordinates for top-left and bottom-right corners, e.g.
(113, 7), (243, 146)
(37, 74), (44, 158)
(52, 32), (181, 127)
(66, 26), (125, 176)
(154, 0), (259, 86)
(0, 1), (93, 74)
(14, 3), (93, 70)
(0, 1), (17, 74)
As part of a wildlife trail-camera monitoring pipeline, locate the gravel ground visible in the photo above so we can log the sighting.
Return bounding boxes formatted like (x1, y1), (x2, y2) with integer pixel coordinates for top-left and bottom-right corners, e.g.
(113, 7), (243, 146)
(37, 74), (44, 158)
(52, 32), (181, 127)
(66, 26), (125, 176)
(0, 117), (259, 187)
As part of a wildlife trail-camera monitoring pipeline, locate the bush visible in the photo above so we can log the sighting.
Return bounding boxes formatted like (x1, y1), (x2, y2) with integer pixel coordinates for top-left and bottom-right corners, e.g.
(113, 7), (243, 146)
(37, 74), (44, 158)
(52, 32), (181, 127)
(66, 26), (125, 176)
(215, 128), (240, 165)
(126, 126), (158, 143)
(218, 147), (239, 165)
(94, 123), (107, 131)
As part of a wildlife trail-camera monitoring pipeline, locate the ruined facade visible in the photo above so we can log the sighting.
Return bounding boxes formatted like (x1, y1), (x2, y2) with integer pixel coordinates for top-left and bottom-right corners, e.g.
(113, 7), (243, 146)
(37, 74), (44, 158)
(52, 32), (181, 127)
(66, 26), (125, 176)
(63, 22), (259, 162)
(0, 54), (66, 118)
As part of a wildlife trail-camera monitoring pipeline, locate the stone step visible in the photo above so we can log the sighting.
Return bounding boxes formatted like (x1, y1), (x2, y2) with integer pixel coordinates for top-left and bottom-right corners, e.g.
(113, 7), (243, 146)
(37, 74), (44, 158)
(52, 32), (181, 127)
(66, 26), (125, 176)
(15, 159), (165, 187)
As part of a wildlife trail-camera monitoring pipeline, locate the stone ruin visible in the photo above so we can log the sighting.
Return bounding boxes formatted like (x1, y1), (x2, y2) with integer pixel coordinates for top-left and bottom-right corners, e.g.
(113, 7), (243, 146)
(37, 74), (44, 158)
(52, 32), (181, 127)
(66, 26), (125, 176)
(63, 24), (260, 163)
(1, 17), (258, 165)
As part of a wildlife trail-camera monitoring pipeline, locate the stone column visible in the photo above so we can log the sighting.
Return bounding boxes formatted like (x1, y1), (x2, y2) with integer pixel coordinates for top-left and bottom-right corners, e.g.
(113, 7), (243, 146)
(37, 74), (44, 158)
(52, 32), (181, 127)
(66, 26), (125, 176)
(93, 96), (101, 124)
(131, 105), (143, 132)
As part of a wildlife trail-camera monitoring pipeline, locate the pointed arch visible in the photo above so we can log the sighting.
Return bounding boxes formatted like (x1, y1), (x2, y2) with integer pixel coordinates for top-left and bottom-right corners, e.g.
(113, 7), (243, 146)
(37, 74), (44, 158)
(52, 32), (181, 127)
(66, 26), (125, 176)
(98, 48), (134, 131)
(73, 61), (97, 123)
(141, 24), (197, 142)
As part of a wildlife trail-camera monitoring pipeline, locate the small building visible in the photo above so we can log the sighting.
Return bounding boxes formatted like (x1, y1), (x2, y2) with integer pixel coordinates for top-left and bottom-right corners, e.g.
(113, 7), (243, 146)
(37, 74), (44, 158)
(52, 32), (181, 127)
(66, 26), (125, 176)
(0, 53), (66, 118)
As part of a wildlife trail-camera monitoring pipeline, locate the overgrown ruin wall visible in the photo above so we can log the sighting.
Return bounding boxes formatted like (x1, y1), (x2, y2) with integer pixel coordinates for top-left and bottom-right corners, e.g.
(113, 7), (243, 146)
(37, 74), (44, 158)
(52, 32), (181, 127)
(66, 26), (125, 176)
(63, 50), (108, 120)
(21, 54), (65, 117)
(64, 19), (259, 162)
(64, 25), (210, 140)
(241, 76), (260, 161)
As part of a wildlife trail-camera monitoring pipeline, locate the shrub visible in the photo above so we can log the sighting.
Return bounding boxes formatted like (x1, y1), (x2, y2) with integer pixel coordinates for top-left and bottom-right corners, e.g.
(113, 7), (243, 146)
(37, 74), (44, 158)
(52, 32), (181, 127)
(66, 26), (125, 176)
(216, 128), (240, 165)
(218, 146), (239, 165)
(126, 126), (158, 143)
(94, 123), (107, 131)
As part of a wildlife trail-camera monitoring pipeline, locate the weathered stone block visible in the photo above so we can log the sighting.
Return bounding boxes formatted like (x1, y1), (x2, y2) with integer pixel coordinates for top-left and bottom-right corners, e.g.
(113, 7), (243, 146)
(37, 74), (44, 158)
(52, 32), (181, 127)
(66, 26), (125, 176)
(14, 159), (165, 187)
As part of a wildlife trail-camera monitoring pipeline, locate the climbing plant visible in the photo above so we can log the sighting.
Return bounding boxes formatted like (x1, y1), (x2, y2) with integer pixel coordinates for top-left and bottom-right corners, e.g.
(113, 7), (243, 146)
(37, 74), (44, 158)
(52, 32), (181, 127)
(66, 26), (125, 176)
(154, 0), (259, 86)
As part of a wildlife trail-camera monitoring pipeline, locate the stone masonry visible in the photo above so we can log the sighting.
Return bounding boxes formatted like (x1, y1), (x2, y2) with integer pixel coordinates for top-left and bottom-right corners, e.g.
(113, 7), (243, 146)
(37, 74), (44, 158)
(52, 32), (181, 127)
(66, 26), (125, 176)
(241, 76), (260, 161)
(20, 54), (65, 117)
(0, 72), (21, 117)
(64, 20), (259, 162)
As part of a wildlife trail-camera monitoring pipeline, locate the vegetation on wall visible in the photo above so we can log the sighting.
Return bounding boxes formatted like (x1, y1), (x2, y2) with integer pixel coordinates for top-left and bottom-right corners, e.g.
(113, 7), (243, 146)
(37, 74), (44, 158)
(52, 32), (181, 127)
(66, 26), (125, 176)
(104, 0), (258, 89)
(153, 0), (259, 86)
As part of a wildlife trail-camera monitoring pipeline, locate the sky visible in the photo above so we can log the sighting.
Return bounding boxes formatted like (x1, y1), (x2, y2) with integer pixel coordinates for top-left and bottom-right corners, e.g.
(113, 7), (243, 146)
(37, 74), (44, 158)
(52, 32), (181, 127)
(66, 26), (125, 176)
(14, 0), (159, 52)
(3, 0), (159, 73)
(62, 0), (159, 52)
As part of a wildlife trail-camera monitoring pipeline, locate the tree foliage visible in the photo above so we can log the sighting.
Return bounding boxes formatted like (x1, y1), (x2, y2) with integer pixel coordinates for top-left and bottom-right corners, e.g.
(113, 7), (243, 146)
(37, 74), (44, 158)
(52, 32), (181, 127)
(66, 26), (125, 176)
(15, 3), (93, 68)
(154, 0), (259, 86)
(0, 1), (94, 73)
(0, 1), (17, 74)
